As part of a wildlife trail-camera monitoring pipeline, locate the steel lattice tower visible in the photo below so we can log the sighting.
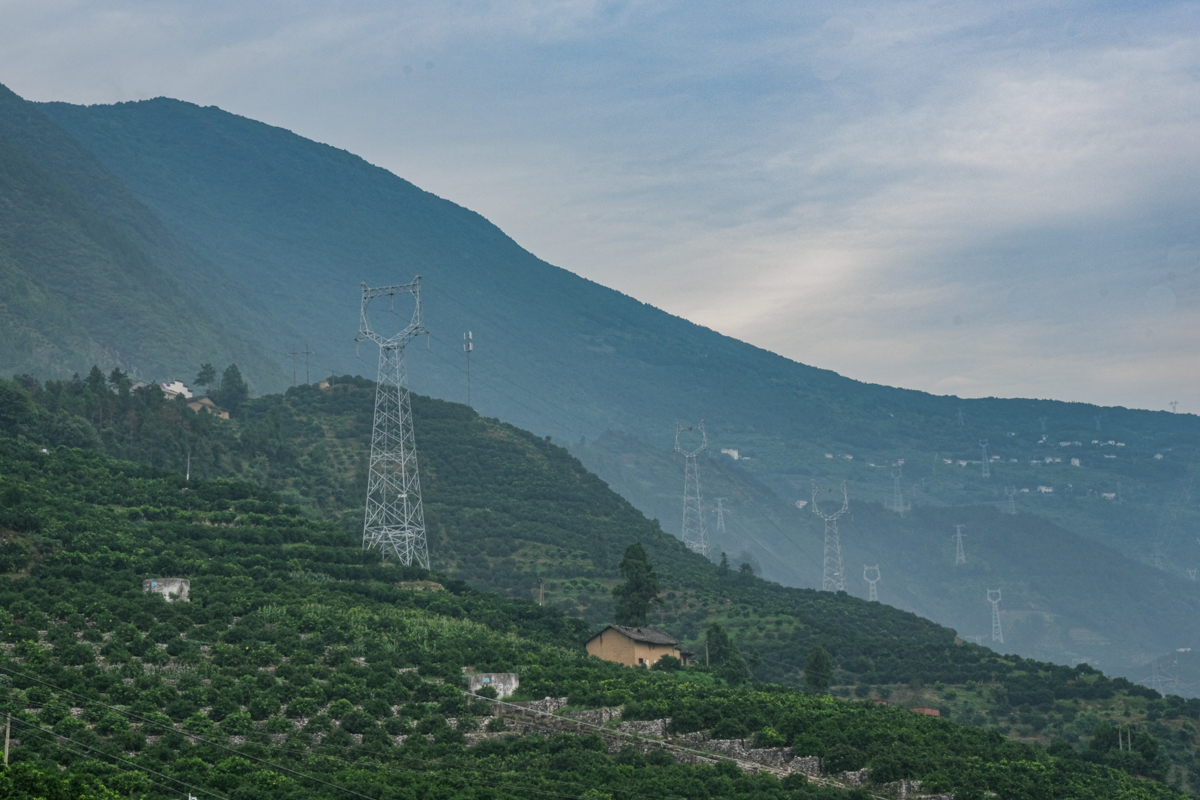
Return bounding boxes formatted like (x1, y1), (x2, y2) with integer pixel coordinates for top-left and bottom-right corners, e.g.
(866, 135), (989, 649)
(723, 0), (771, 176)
(980, 439), (990, 479)
(813, 482), (849, 592)
(676, 422), (709, 557)
(863, 565), (881, 602)
(988, 589), (1003, 643)
(357, 278), (430, 568)
(890, 467), (907, 515)
(715, 497), (727, 535)
(1005, 486), (1017, 514)
(954, 524), (967, 565)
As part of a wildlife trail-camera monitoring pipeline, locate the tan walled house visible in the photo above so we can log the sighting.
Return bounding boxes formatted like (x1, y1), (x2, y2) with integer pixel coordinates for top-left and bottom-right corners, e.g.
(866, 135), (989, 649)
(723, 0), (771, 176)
(585, 625), (691, 668)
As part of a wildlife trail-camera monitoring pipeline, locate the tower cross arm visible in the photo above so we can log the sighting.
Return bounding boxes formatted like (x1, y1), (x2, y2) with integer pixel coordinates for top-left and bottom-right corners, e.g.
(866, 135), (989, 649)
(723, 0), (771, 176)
(359, 278), (427, 348)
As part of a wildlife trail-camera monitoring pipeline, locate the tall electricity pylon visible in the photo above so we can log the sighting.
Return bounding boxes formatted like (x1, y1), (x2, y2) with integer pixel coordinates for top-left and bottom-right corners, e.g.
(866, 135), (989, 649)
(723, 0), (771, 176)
(863, 565), (881, 602)
(954, 524), (967, 565)
(813, 482), (849, 592)
(357, 278), (430, 569)
(1005, 486), (1017, 514)
(715, 497), (727, 536)
(1038, 416), (1047, 432)
(988, 589), (1003, 644)
(890, 467), (907, 515)
(676, 422), (709, 557)
(980, 439), (990, 479)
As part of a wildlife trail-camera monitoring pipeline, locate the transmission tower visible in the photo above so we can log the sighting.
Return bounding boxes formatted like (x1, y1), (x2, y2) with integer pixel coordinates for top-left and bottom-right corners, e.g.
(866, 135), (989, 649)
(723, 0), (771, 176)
(357, 278), (430, 569)
(1038, 416), (1047, 432)
(1005, 486), (1017, 514)
(953, 524), (966, 565)
(890, 467), (907, 515)
(676, 422), (709, 557)
(1170, 401), (1179, 413)
(987, 589), (1003, 644)
(980, 439), (990, 479)
(813, 482), (849, 592)
(1094, 414), (1102, 431)
(715, 497), (727, 535)
(863, 565), (881, 602)
(1188, 568), (1197, 581)
(957, 408), (964, 427)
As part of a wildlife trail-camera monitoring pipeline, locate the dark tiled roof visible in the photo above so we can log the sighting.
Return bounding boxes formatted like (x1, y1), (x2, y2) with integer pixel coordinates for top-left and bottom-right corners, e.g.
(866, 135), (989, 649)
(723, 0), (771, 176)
(602, 625), (679, 646)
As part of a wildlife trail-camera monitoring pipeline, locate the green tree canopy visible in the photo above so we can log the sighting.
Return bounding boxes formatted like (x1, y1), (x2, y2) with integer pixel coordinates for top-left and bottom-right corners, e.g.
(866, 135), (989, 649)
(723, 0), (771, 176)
(213, 364), (250, 412)
(804, 646), (832, 693)
(612, 542), (660, 626)
(195, 363), (217, 389)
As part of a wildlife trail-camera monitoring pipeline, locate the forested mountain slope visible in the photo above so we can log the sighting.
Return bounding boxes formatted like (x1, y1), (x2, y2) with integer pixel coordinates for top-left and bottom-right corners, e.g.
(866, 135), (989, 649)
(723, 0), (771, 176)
(0, 430), (1193, 798)
(9, 371), (1200, 792)
(32, 90), (1200, 679)
(0, 85), (286, 384)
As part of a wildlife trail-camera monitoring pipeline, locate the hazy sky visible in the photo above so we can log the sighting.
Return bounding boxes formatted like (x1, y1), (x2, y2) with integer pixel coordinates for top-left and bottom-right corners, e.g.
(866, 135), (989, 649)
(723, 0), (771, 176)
(4, 1), (1199, 411)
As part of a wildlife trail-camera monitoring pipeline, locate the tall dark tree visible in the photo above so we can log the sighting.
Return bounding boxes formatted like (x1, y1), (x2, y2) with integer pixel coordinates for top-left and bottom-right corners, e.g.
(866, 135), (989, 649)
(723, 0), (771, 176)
(804, 646), (832, 693)
(612, 542), (660, 626)
(213, 364), (250, 412)
(194, 363), (217, 393)
(705, 622), (738, 665)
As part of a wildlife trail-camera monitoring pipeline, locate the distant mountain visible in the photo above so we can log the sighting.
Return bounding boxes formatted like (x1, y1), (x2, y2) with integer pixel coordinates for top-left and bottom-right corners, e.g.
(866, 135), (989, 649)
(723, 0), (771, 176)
(0, 84), (1192, 680)
(0, 85), (287, 386)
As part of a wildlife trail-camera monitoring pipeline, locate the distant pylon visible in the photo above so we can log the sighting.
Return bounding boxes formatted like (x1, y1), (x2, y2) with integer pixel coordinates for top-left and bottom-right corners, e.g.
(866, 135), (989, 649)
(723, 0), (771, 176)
(1187, 568), (1197, 581)
(1094, 415), (1102, 431)
(1005, 486), (1017, 514)
(980, 439), (990, 479)
(890, 467), (907, 515)
(987, 589), (1003, 644)
(357, 278), (430, 568)
(715, 497), (727, 535)
(953, 524), (966, 565)
(1038, 416), (1047, 432)
(676, 422), (709, 557)
(957, 408), (964, 427)
(863, 565), (881, 602)
(813, 482), (849, 592)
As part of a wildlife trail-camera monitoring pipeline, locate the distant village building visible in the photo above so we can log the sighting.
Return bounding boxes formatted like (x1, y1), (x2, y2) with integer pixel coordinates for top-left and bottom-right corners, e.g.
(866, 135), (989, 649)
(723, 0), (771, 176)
(910, 707), (940, 717)
(1037, 486), (1054, 493)
(720, 448), (740, 460)
(143, 578), (189, 602)
(187, 396), (230, 420)
(467, 672), (520, 698)
(1071, 458), (1080, 467)
(795, 500), (808, 509)
(585, 625), (691, 668)
(160, 380), (193, 400)
(1155, 454), (1164, 460)
(1101, 493), (1117, 500)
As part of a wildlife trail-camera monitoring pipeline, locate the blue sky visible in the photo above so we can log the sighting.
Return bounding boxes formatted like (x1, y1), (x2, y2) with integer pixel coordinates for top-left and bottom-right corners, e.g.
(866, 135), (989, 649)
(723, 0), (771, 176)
(4, 1), (1199, 411)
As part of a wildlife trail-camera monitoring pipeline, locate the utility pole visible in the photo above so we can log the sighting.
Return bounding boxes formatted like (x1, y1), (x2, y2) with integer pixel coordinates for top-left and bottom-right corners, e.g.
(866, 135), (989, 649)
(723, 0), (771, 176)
(863, 565), (881, 602)
(988, 589), (1003, 644)
(356, 278), (430, 569)
(4, 713), (9, 765)
(676, 422), (709, 557)
(539, 580), (545, 606)
(813, 482), (849, 592)
(301, 344), (313, 384)
(953, 524), (966, 565)
(980, 439), (990, 479)
(463, 331), (473, 407)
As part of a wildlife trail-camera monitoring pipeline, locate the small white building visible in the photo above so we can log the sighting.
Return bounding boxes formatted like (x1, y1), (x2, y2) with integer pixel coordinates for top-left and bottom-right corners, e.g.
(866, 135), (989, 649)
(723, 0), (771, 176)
(160, 380), (193, 400)
(720, 448), (739, 460)
(1101, 492), (1116, 500)
(1037, 485), (1054, 493)
(1071, 458), (1080, 467)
